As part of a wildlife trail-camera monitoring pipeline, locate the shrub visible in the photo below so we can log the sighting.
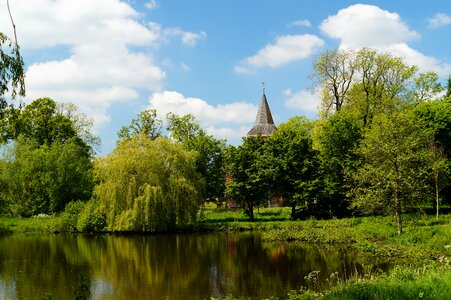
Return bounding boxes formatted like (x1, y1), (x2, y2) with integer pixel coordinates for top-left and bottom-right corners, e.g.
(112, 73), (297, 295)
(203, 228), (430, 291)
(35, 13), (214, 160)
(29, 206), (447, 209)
(76, 199), (106, 233)
(59, 201), (85, 232)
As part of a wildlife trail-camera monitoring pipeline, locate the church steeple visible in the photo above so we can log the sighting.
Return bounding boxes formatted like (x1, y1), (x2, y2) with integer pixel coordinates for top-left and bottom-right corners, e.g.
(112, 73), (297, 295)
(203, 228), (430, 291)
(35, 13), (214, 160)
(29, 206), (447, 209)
(246, 82), (277, 137)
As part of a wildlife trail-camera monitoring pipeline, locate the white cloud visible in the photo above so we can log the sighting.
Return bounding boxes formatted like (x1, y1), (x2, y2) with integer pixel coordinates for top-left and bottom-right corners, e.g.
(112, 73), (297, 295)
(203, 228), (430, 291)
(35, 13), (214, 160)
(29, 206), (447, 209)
(148, 91), (257, 142)
(284, 88), (320, 112)
(428, 13), (451, 28)
(288, 19), (311, 27)
(320, 4), (451, 76)
(145, 0), (157, 9)
(163, 27), (207, 47)
(235, 34), (324, 74)
(320, 4), (417, 49)
(0, 0), (205, 130)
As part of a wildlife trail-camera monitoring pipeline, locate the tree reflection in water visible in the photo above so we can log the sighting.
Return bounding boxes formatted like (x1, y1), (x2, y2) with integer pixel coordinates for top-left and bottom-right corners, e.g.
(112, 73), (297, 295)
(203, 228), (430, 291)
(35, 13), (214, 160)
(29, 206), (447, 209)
(0, 233), (388, 299)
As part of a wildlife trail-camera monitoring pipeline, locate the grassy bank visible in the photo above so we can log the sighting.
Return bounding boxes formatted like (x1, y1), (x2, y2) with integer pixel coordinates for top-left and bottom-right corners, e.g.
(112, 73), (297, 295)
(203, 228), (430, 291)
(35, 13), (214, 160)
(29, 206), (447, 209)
(288, 264), (451, 300)
(0, 215), (60, 233)
(3, 206), (448, 262)
(215, 265), (451, 300)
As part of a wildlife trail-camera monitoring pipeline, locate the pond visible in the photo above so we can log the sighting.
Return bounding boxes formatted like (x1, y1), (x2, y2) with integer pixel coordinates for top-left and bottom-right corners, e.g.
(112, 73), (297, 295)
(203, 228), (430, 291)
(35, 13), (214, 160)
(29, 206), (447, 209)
(0, 232), (388, 299)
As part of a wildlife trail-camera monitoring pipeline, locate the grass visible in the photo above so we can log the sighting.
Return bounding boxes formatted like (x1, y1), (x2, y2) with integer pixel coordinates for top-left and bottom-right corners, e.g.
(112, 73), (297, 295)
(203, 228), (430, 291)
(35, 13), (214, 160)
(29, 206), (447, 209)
(0, 215), (60, 233)
(288, 265), (451, 300)
(196, 206), (451, 261)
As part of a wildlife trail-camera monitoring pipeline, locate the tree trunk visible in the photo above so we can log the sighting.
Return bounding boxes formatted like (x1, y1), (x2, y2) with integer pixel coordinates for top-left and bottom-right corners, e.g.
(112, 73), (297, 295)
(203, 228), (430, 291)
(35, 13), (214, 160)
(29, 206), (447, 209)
(247, 200), (254, 221)
(435, 173), (440, 220)
(395, 189), (402, 236)
(291, 203), (296, 220)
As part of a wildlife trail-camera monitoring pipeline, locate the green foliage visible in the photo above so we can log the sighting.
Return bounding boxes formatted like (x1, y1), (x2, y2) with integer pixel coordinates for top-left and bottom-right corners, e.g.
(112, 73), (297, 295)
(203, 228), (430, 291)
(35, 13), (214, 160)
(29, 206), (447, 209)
(59, 201), (85, 233)
(94, 135), (204, 232)
(167, 113), (226, 202)
(313, 48), (418, 121)
(313, 112), (363, 217)
(266, 117), (321, 219)
(76, 199), (106, 232)
(117, 108), (162, 141)
(415, 98), (451, 158)
(1, 97), (97, 156)
(0, 138), (94, 216)
(411, 71), (444, 104)
(0, 32), (25, 99)
(226, 137), (268, 220)
(352, 112), (434, 234)
(307, 266), (451, 300)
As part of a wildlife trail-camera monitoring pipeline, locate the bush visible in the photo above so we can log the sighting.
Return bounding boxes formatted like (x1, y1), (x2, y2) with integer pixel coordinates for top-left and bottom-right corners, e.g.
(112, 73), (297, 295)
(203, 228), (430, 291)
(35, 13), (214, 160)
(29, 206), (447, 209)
(76, 199), (106, 233)
(59, 201), (85, 232)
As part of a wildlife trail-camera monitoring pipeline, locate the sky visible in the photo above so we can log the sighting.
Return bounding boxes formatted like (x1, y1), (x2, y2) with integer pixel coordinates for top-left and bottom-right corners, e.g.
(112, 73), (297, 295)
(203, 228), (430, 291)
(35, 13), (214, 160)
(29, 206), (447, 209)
(1, 0), (451, 154)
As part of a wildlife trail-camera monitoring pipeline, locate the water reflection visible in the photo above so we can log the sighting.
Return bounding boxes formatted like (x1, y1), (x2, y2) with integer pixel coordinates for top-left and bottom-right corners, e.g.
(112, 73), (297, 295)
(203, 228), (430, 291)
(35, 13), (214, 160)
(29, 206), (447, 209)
(0, 233), (385, 299)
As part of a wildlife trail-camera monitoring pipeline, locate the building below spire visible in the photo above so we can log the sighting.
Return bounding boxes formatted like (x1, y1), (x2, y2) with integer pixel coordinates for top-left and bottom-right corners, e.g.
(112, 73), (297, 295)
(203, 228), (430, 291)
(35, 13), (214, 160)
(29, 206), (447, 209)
(246, 90), (277, 138)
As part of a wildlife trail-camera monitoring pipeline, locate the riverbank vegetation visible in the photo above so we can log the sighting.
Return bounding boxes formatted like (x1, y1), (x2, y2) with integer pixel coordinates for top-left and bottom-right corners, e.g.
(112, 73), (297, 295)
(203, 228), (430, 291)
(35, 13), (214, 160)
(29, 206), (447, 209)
(1, 47), (451, 237)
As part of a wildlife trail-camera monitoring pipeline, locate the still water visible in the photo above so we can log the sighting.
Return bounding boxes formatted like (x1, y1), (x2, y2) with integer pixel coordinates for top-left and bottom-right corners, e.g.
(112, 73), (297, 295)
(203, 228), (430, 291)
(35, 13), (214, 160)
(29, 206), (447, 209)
(0, 232), (384, 299)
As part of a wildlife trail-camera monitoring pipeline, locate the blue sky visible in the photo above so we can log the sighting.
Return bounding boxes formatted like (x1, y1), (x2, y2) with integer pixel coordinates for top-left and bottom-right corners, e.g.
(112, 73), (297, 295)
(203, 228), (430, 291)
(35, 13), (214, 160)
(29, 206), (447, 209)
(1, 0), (451, 154)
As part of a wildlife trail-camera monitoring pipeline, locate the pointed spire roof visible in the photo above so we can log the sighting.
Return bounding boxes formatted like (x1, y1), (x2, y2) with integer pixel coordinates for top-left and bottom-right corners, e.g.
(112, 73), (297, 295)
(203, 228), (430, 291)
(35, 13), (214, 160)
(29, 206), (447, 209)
(246, 84), (277, 137)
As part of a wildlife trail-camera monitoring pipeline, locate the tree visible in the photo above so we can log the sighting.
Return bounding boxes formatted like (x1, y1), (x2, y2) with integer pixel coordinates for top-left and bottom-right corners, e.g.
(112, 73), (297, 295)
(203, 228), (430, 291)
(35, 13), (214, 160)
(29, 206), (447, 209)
(313, 48), (418, 125)
(428, 143), (448, 219)
(312, 49), (355, 116)
(445, 74), (451, 99)
(167, 113), (225, 203)
(0, 97), (97, 158)
(265, 117), (321, 219)
(57, 102), (101, 151)
(117, 109), (162, 141)
(0, 32), (25, 100)
(410, 72), (443, 105)
(345, 48), (417, 126)
(0, 137), (94, 216)
(225, 137), (268, 220)
(351, 112), (433, 235)
(0, 3), (26, 124)
(415, 98), (451, 208)
(94, 136), (204, 231)
(312, 112), (363, 217)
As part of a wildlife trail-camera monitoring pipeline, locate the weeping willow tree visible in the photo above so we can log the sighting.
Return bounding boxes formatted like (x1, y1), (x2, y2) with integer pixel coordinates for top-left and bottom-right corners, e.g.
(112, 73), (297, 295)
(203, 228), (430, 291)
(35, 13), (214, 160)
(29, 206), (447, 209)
(93, 135), (204, 232)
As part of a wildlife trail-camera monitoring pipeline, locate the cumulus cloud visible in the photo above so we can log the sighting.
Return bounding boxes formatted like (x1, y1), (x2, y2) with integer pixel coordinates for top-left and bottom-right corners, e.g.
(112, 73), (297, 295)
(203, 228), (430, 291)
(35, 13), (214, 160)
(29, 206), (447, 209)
(0, 0), (206, 131)
(288, 19), (311, 27)
(320, 4), (417, 49)
(284, 88), (320, 113)
(148, 91), (257, 141)
(428, 13), (451, 28)
(320, 4), (451, 75)
(235, 34), (324, 74)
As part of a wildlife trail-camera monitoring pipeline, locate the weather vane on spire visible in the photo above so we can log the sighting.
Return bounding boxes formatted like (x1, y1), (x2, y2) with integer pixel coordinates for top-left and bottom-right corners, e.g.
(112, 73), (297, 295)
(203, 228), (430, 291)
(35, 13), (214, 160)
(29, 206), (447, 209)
(262, 81), (266, 94)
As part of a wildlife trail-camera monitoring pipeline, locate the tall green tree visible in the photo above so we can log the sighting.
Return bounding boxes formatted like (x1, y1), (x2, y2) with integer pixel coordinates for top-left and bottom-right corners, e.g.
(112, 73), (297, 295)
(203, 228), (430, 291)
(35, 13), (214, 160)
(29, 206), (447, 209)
(312, 49), (356, 116)
(117, 109), (163, 141)
(351, 112), (433, 235)
(1, 97), (96, 155)
(313, 48), (418, 125)
(344, 48), (417, 126)
(226, 137), (268, 220)
(265, 117), (320, 219)
(94, 136), (204, 232)
(0, 137), (94, 216)
(313, 112), (363, 217)
(167, 113), (225, 203)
